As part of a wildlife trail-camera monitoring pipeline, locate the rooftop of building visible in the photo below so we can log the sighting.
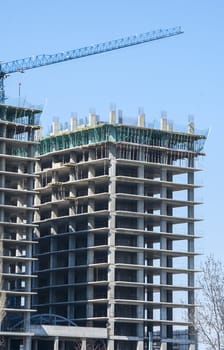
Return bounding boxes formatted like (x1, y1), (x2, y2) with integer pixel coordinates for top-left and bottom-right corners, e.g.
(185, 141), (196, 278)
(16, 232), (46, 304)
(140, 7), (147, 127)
(0, 101), (42, 127)
(0, 103), (208, 155)
(39, 110), (208, 155)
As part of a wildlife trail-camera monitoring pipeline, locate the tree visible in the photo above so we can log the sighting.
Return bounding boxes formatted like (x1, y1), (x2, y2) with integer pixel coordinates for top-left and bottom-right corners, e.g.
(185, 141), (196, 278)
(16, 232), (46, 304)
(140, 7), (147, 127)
(196, 255), (224, 349)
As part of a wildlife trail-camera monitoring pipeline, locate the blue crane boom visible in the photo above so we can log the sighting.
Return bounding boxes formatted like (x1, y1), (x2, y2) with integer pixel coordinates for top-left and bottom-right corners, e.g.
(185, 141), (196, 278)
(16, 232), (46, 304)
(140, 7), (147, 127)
(0, 26), (183, 103)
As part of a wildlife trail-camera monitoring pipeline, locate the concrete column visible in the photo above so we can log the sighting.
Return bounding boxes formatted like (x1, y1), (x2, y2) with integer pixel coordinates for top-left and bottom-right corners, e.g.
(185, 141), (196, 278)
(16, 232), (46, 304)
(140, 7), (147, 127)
(35, 158), (41, 173)
(49, 237), (55, 308)
(137, 165), (144, 339)
(23, 336), (32, 350)
(54, 337), (59, 350)
(68, 232), (75, 320)
(87, 228), (94, 324)
(17, 164), (25, 226)
(160, 169), (168, 341)
(85, 143), (95, 320)
(107, 339), (114, 350)
(107, 144), (116, 341)
(24, 311), (31, 332)
(34, 159), (41, 225)
(188, 157), (195, 342)
(69, 166), (76, 183)
(69, 170), (76, 231)
(81, 339), (86, 350)
(88, 180), (95, 214)
(189, 344), (195, 350)
(88, 159), (95, 214)
(137, 340), (144, 350)
(70, 151), (77, 163)
(68, 151), (77, 320)
(160, 168), (174, 343)
(160, 342), (167, 350)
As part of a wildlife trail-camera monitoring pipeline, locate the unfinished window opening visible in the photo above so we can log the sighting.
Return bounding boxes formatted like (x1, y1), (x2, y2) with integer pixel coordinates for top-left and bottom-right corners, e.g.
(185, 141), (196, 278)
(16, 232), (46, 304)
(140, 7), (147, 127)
(95, 183), (108, 194)
(39, 256), (50, 270)
(94, 250), (107, 264)
(93, 304), (107, 317)
(95, 218), (108, 229)
(75, 252), (87, 266)
(74, 303), (86, 318)
(115, 322), (137, 336)
(115, 269), (137, 282)
(94, 268), (107, 281)
(115, 251), (137, 264)
(93, 286), (107, 299)
(75, 235), (87, 248)
(116, 166), (138, 177)
(95, 201), (108, 211)
(115, 234), (137, 247)
(116, 217), (137, 229)
(115, 304), (137, 318)
(40, 209), (51, 220)
(75, 270), (87, 283)
(74, 287), (87, 301)
(54, 253), (68, 268)
(116, 199), (137, 212)
(94, 234), (107, 246)
(116, 182), (137, 194)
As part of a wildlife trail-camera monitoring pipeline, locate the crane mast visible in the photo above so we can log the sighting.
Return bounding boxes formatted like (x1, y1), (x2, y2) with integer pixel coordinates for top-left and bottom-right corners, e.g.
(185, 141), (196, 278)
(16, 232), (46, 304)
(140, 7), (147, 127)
(0, 26), (183, 103)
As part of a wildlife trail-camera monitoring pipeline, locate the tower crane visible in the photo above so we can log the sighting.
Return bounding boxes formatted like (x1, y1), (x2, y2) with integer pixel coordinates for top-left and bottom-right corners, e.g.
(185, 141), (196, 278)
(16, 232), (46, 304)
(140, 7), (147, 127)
(0, 26), (183, 104)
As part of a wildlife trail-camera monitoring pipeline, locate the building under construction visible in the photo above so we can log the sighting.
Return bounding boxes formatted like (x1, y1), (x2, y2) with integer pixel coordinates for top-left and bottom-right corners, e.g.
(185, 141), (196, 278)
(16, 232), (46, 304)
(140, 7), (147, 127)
(0, 104), (206, 350)
(0, 103), (41, 349)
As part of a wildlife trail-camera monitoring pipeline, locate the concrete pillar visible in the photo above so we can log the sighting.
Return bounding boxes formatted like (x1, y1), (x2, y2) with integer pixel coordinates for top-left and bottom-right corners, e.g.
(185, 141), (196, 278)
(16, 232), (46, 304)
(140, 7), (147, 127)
(24, 312), (31, 333)
(68, 231), (75, 320)
(160, 168), (173, 344)
(188, 158), (195, 340)
(137, 340), (144, 350)
(70, 151), (77, 164)
(107, 339), (114, 350)
(89, 112), (96, 126)
(109, 110), (116, 124)
(137, 113), (145, 128)
(160, 168), (168, 341)
(107, 144), (116, 340)
(81, 339), (86, 350)
(34, 159), (41, 225)
(137, 166), (144, 339)
(189, 344), (195, 350)
(160, 342), (167, 350)
(87, 228), (94, 323)
(88, 177), (95, 214)
(24, 336), (32, 350)
(88, 154), (95, 214)
(54, 337), (59, 350)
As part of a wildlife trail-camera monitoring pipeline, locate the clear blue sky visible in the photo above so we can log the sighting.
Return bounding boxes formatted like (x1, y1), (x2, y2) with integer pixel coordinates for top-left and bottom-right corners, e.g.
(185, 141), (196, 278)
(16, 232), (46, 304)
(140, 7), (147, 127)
(1, 2), (223, 261)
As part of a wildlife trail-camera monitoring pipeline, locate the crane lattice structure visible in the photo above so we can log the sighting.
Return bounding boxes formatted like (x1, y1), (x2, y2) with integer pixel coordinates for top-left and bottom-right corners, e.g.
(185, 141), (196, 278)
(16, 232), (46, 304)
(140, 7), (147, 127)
(0, 26), (183, 103)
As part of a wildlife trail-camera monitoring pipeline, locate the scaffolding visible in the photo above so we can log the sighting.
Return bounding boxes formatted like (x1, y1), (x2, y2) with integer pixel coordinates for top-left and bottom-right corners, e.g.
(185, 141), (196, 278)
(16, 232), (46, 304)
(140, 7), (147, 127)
(0, 103), (41, 126)
(39, 124), (207, 156)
